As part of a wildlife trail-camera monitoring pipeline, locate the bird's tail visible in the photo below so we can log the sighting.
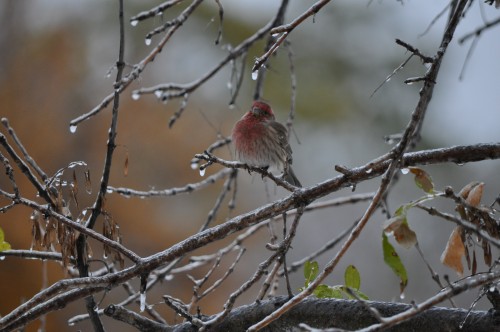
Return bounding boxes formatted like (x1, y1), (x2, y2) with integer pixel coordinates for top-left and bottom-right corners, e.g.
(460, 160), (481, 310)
(284, 166), (302, 187)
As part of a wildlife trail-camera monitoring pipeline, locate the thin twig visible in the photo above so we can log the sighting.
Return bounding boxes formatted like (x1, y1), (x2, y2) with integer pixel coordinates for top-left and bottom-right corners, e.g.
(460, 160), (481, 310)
(459, 16), (500, 44)
(70, 0), (204, 128)
(132, 0), (291, 107)
(252, 0), (332, 72)
(253, 0), (290, 100)
(76, 1), (126, 329)
(195, 151), (298, 191)
(1, 118), (48, 181)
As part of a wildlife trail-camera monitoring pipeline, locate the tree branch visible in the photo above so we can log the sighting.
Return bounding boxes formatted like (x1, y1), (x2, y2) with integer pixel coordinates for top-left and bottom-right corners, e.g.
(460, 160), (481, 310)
(2, 142), (499, 331)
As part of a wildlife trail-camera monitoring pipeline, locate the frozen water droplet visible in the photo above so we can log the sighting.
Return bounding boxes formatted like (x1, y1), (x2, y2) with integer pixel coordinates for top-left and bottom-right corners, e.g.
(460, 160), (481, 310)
(190, 161), (198, 170)
(405, 81), (414, 85)
(365, 168), (373, 174)
(145, 38), (152, 46)
(154, 90), (162, 98)
(271, 33), (279, 38)
(399, 292), (405, 300)
(130, 20), (139, 27)
(228, 103), (235, 110)
(490, 286), (497, 292)
(401, 168), (410, 175)
(199, 168), (206, 177)
(157, 11), (163, 16)
(164, 274), (174, 281)
(132, 92), (140, 100)
(68, 322), (75, 327)
(0, 256), (5, 261)
(106, 188), (113, 194)
(140, 292), (146, 312)
(69, 125), (77, 133)
(251, 70), (259, 80)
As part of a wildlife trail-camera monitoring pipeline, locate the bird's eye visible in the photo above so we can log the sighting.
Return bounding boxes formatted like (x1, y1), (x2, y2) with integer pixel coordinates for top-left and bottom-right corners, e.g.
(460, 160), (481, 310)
(252, 108), (264, 116)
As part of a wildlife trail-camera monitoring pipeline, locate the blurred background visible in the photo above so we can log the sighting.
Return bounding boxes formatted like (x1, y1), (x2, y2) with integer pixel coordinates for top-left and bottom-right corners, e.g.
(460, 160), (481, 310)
(0, 0), (499, 331)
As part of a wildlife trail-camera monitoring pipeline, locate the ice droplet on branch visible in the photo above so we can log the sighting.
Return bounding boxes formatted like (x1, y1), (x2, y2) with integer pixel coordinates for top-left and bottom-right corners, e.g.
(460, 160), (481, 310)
(140, 292), (146, 312)
(251, 70), (258, 80)
(132, 92), (140, 100)
(145, 37), (152, 46)
(130, 20), (139, 27)
(199, 168), (206, 177)
(69, 125), (77, 133)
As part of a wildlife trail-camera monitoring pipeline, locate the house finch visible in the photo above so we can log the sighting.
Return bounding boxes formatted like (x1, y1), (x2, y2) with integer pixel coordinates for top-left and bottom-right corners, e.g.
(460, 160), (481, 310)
(232, 100), (301, 187)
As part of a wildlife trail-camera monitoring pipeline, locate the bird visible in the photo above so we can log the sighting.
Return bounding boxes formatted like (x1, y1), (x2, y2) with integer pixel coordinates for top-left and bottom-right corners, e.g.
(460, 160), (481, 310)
(231, 100), (301, 187)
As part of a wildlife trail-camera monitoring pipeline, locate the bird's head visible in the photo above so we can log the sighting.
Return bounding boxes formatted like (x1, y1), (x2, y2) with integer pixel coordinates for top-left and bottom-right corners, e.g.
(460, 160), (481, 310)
(249, 101), (275, 120)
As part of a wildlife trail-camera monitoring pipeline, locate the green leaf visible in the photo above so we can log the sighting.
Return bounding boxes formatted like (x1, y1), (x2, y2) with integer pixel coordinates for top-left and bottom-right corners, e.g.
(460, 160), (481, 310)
(304, 261), (319, 287)
(344, 265), (361, 291)
(382, 233), (408, 293)
(340, 286), (370, 300)
(0, 227), (11, 252)
(394, 205), (406, 217)
(314, 285), (343, 299)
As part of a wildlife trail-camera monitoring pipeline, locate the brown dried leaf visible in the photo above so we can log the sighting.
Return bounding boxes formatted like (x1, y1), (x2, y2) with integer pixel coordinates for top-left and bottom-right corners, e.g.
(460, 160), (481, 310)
(441, 226), (466, 276)
(458, 181), (481, 199)
(57, 220), (65, 244)
(483, 241), (492, 266)
(84, 169), (92, 194)
(464, 245), (471, 270)
(383, 215), (405, 234)
(56, 182), (64, 211)
(455, 204), (467, 220)
(472, 249), (477, 275)
(42, 218), (57, 249)
(384, 214), (417, 249)
(72, 169), (78, 195)
(30, 211), (43, 250)
(466, 182), (484, 207)
(61, 230), (77, 267)
(408, 167), (434, 193)
(394, 223), (417, 249)
(70, 183), (79, 211)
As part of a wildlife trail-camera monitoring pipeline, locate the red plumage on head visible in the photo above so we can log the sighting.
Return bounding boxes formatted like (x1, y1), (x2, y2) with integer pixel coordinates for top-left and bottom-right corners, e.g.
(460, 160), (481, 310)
(251, 101), (274, 117)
